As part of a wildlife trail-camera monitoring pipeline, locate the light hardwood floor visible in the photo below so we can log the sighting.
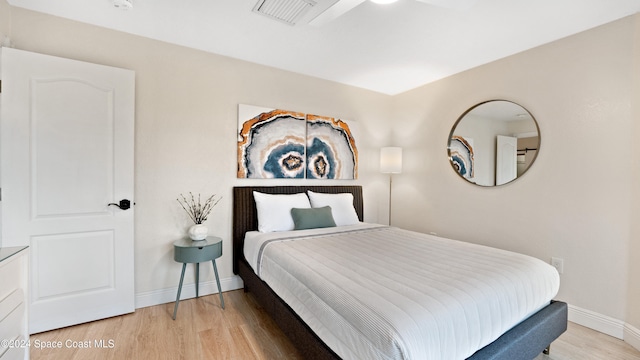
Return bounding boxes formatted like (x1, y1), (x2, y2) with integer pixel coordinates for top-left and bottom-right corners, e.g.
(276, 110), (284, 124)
(30, 290), (640, 360)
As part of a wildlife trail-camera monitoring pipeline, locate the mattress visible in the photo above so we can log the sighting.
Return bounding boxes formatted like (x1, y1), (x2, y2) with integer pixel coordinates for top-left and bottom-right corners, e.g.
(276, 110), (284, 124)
(244, 224), (560, 360)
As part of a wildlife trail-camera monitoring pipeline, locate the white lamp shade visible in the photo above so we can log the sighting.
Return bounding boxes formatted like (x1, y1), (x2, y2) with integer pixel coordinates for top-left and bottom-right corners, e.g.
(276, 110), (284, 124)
(380, 147), (403, 174)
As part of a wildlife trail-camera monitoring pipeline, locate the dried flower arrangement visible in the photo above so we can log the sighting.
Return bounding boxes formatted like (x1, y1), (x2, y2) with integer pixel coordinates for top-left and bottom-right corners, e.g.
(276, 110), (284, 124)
(177, 192), (221, 224)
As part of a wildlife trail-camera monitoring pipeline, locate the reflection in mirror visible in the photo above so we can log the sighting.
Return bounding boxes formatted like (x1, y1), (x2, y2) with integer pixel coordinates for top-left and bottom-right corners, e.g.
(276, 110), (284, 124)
(448, 100), (540, 186)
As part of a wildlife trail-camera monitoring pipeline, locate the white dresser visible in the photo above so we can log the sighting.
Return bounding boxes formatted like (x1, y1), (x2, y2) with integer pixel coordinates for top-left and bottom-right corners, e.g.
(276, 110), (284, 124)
(0, 247), (29, 360)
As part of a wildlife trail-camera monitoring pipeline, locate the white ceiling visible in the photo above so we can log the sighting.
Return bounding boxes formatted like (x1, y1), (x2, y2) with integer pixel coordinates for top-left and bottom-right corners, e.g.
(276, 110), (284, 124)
(7, 0), (640, 95)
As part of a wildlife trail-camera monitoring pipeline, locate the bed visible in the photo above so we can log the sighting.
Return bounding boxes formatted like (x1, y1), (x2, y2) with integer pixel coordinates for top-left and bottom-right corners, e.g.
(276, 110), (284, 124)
(233, 185), (567, 359)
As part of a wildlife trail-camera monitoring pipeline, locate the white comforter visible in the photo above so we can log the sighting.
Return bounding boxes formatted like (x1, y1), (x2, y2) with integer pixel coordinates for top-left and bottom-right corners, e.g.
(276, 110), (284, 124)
(244, 224), (560, 360)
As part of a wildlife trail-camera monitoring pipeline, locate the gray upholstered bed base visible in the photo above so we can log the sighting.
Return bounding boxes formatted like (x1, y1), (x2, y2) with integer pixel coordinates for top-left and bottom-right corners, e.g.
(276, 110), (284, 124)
(233, 186), (568, 359)
(467, 300), (567, 359)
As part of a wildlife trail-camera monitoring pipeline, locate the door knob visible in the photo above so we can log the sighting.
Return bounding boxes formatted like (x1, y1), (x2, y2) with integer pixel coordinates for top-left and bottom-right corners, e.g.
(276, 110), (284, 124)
(108, 199), (132, 210)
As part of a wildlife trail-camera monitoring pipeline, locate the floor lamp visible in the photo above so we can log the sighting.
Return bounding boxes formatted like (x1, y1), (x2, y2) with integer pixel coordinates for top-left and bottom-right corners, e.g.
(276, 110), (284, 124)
(380, 147), (403, 225)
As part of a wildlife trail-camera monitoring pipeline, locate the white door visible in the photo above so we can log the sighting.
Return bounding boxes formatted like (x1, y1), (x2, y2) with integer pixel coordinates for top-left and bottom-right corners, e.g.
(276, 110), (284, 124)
(496, 135), (517, 185)
(1, 48), (135, 334)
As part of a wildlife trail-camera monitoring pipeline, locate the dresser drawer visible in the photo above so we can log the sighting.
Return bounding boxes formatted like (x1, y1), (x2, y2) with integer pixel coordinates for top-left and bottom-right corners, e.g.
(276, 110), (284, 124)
(0, 338), (27, 360)
(0, 289), (24, 325)
(0, 256), (23, 302)
(0, 248), (29, 360)
(0, 301), (26, 358)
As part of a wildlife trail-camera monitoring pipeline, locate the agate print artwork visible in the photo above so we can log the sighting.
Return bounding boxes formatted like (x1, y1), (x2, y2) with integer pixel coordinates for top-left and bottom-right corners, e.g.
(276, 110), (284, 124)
(238, 104), (358, 179)
(449, 135), (474, 181)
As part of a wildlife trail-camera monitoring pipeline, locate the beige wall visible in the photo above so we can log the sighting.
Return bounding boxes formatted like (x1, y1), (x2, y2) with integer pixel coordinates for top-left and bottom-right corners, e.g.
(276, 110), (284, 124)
(2, 0), (640, 339)
(3, 5), (393, 296)
(628, 14), (640, 339)
(392, 15), (638, 328)
(0, 0), (9, 40)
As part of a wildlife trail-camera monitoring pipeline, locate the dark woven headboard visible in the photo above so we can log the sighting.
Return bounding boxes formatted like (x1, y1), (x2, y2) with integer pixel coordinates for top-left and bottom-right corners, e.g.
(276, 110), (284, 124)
(233, 185), (363, 274)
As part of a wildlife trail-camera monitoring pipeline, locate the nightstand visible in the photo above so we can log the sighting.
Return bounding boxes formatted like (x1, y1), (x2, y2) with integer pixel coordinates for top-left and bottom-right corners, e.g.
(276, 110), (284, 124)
(172, 236), (224, 320)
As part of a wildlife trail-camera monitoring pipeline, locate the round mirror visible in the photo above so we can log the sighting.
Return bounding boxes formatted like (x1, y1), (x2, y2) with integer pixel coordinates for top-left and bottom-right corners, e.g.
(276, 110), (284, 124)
(447, 100), (540, 186)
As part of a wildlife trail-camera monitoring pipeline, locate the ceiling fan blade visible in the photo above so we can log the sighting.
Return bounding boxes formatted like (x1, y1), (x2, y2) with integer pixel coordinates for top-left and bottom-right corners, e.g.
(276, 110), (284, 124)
(414, 0), (478, 11)
(309, 0), (366, 26)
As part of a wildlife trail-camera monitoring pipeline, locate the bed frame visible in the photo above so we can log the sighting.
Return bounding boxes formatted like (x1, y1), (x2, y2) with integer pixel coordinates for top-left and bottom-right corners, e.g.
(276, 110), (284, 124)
(233, 185), (568, 360)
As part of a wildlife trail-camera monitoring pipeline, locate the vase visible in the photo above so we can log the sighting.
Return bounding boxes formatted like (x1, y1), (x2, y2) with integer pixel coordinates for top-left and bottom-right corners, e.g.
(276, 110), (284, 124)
(188, 224), (208, 241)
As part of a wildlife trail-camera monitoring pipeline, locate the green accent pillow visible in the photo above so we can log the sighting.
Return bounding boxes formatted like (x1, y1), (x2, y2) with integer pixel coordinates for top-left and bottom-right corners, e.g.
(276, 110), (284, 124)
(291, 206), (336, 230)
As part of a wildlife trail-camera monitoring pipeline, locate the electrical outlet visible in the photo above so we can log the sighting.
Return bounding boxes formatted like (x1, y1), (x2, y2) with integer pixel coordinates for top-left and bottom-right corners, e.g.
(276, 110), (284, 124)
(551, 257), (564, 274)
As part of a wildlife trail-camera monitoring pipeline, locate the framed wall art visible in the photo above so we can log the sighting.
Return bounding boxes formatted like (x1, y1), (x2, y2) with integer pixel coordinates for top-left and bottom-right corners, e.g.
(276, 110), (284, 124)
(237, 104), (358, 179)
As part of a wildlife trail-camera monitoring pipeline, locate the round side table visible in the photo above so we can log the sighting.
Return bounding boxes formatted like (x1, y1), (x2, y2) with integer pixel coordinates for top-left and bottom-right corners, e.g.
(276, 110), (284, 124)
(172, 236), (224, 320)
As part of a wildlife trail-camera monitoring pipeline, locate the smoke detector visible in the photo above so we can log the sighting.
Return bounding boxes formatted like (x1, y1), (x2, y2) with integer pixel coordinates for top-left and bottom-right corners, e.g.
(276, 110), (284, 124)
(113, 0), (133, 10)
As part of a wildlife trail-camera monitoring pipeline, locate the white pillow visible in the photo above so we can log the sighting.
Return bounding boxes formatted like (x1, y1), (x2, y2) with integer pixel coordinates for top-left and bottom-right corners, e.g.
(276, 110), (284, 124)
(253, 192), (311, 232)
(307, 191), (360, 226)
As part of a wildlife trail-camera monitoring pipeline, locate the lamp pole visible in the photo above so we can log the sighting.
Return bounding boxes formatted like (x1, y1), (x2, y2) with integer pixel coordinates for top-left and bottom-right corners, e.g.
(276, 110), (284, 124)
(380, 147), (403, 226)
(388, 174), (393, 225)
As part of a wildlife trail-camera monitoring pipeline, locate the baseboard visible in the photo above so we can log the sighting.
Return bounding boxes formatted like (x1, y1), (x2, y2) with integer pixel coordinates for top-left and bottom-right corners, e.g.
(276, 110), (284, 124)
(624, 323), (640, 352)
(568, 304), (625, 339)
(548, 305), (640, 352)
(135, 275), (244, 309)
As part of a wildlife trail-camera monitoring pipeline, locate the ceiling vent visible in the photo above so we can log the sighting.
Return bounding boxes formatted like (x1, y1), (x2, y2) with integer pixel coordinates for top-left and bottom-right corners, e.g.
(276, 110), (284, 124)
(253, 0), (317, 25)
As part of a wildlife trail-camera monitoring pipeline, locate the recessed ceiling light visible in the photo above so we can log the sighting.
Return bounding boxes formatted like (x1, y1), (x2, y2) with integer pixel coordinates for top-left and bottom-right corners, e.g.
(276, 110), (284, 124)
(370, 0), (399, 4)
